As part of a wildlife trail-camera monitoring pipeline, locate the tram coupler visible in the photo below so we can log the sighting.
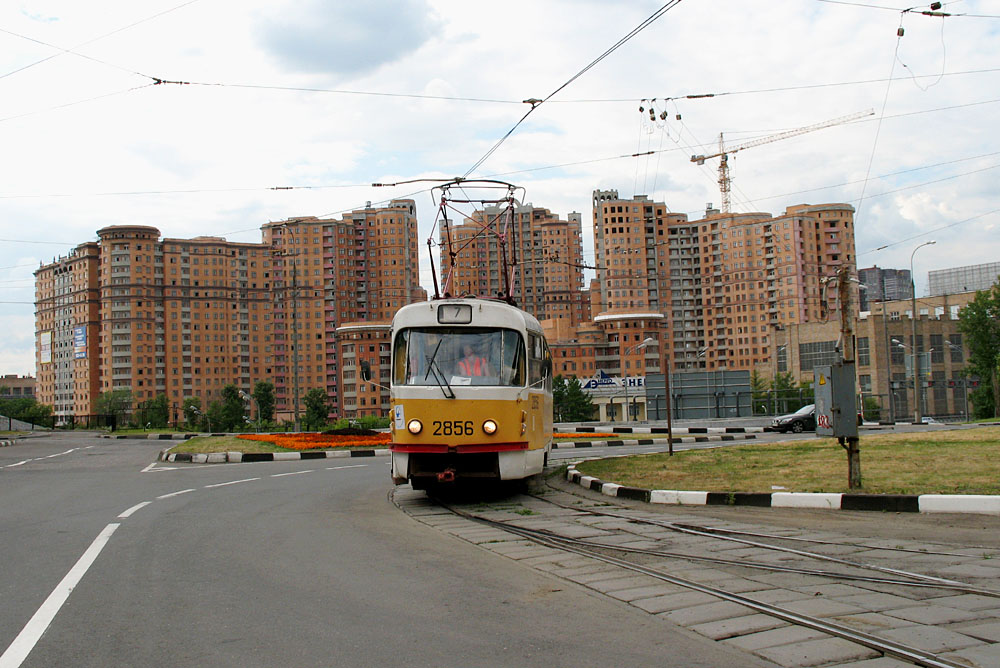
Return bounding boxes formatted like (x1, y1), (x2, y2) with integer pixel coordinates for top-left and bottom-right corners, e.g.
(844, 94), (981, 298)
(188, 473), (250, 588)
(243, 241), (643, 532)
(437, 468), (456, 483)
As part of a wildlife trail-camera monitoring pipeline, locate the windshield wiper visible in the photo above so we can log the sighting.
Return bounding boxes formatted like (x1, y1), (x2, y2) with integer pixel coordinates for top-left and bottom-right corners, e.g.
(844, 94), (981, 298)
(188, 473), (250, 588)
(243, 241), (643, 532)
(423, 340), (455, 399)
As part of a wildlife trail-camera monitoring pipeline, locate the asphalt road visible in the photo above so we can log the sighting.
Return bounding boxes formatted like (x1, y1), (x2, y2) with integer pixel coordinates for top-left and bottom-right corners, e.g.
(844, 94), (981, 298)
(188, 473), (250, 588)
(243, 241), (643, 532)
(0, 433), (767, 668)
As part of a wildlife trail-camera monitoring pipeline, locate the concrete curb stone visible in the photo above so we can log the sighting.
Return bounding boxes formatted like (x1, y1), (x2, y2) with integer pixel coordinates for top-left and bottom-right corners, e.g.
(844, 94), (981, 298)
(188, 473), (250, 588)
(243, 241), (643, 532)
(159, 448), (390, 463)
(565, 465), (1000, 516)
(553, 434), (757, 449)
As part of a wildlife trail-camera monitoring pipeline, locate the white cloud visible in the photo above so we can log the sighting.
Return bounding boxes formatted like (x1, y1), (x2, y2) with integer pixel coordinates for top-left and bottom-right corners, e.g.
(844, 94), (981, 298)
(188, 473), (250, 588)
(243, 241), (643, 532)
(1, 0), (998, 373)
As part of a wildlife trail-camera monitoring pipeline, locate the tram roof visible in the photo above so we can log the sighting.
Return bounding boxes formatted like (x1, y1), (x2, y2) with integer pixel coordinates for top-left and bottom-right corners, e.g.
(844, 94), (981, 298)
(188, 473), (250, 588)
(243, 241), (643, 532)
(393, 298), (542, 333)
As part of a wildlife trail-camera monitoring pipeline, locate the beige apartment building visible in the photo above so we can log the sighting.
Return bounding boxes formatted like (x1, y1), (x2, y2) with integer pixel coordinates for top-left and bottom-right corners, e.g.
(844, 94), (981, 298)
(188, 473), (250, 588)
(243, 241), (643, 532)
(34, 201), (423, 421)
(439, 204), (587, 325)
(768, 291), (977, 419)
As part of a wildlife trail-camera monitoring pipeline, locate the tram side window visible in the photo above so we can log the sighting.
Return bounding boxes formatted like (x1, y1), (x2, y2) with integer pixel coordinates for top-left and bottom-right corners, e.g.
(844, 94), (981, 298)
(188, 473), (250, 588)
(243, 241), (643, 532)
(529, 333), (545, 385)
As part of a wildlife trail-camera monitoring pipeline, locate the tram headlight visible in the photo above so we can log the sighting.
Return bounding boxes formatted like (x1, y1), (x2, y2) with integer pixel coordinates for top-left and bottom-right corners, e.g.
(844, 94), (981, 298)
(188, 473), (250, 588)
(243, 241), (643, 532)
(407, 419), (423, 434)
(482, 419), (498, 435)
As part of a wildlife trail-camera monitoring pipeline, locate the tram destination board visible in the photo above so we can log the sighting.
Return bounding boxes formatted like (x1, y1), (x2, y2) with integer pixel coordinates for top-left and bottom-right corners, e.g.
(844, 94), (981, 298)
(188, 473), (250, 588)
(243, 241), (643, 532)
(814, 362), (858, 439)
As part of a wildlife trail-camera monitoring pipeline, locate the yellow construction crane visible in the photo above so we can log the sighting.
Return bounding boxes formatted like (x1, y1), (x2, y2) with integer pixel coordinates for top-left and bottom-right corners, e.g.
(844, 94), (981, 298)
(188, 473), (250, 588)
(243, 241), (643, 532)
(691, 109), (874, 213)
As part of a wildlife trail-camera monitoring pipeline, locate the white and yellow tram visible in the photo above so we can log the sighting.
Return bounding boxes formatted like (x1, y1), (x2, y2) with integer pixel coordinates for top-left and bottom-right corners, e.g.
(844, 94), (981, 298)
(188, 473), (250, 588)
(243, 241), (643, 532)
(387, 297), (553, 488)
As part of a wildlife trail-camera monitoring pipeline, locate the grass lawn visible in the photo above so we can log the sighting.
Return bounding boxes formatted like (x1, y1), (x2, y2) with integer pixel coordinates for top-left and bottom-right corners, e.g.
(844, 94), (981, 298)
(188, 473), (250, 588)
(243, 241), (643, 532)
(574, 427), (1000, 496)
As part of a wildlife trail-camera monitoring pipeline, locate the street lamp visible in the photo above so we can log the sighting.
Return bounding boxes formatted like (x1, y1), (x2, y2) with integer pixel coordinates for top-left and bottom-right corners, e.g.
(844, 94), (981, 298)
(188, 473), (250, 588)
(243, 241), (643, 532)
(945, 340), (969, 422)
(894, 338), (935, 420)
(910, 240), (936, 423)
(621, 337), (656, 422)
(238, 390), (257, 432)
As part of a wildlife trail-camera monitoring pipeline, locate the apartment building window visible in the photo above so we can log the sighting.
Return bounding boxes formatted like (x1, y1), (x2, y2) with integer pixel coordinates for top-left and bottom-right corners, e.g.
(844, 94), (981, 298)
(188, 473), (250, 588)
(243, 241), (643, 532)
(949, 334), (964, 363)
(799, 341), (838, 371)
(857, 337), (870, 367)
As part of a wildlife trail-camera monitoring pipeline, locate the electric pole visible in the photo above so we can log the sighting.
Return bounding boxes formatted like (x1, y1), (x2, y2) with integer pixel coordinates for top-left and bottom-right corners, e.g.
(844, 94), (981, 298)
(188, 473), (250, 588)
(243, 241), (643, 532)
(838, 265), (861, 488)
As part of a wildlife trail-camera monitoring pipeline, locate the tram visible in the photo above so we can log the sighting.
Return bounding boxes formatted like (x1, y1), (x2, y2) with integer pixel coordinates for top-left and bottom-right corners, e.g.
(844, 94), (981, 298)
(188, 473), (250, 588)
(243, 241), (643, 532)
(375, 179), (553, 488)
(385, 298), (552, 487)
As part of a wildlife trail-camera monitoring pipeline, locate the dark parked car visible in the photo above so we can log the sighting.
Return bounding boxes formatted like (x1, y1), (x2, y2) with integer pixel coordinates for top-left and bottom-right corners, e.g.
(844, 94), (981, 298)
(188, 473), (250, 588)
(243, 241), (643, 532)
(770, 404), (816, 433)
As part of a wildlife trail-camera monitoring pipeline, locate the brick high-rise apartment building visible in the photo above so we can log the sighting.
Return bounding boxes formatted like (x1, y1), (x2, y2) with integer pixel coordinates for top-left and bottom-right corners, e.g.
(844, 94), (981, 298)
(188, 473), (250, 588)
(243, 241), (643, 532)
(589, 190), (856, 375)
(261, 200), (422, 417)
(439, 204), (586, 324)
(34, 200), (423, 421)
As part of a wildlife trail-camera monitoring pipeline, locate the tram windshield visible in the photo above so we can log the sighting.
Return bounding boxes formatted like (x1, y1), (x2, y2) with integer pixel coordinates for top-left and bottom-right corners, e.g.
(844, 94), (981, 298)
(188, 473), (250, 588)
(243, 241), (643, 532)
(393, 328), (525, 387)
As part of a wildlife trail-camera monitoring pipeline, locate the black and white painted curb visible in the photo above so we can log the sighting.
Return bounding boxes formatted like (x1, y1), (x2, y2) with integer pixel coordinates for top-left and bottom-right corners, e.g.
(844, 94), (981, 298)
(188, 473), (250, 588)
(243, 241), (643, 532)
(555, 425), (765, 435)
(159, 448), (390, 463)
(565, 464), (1000, 515)
(554, 434), (757, 448)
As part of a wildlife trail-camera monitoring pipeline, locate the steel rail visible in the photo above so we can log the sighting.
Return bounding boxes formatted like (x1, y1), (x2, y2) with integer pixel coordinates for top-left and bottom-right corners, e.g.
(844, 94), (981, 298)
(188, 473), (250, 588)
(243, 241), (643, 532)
(533, 493), (997, 594)
(446, 504), (967, 668)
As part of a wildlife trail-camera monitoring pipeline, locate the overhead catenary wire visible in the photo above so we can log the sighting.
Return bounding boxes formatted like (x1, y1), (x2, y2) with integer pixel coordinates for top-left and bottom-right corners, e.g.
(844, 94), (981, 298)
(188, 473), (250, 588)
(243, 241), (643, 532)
(461, 0), (686, 179)
(0, 0), (203, 83)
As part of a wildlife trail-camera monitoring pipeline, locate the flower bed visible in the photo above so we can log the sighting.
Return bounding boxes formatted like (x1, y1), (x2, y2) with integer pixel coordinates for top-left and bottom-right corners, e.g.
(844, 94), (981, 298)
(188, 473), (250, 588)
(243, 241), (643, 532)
(237, 433), (390, 451)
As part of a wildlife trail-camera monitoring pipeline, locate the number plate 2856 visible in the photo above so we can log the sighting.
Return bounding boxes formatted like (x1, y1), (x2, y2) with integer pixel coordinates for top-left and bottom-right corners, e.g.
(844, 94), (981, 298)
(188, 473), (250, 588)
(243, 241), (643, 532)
(432, 420), (474, 436)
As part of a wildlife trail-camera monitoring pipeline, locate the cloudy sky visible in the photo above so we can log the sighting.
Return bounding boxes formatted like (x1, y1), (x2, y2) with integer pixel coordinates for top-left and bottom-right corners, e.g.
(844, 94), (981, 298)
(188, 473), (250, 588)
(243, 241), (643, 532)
(2, 0), (998, 376)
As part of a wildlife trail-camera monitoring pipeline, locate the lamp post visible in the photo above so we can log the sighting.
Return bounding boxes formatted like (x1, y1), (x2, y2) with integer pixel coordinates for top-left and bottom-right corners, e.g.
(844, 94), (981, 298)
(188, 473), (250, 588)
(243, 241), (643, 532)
(621, 337), (656, 422)
(910, 241), (935, 423)
(238, 390), (257, 432)
(880, 298), (895, 424)
(945, 340), (969, 422)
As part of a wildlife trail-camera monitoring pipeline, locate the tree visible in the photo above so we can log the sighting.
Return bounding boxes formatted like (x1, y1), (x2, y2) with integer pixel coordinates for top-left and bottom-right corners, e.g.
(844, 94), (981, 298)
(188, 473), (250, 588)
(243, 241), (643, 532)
(553, 376), (568, 422)
(0, 396), (53, 427)
(303, 388), (330, 431)
(135, 394), (169, 428)
(958, 279), (1000, 419)
(219, 385), (245, 431)
(563, 377), (596, 421)
(554, 376), (596, 422)
(252, 380), (275, 423)
(95, 390), (132, 424)
(205, 400), (227, 433)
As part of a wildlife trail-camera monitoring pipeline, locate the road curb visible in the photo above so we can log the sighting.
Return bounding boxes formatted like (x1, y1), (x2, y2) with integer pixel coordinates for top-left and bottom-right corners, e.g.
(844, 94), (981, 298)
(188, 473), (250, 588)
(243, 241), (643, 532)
(565, 464), (1000, 515)
(553, 434), (756, 448)
(555, 425), (765, 435)
(159, 448), (390, 463)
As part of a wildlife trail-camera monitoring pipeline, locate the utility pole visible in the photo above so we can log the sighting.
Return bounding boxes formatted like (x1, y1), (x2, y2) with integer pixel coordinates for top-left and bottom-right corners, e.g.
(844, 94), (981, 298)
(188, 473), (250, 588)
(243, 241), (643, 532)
(838, 265), (861, 488)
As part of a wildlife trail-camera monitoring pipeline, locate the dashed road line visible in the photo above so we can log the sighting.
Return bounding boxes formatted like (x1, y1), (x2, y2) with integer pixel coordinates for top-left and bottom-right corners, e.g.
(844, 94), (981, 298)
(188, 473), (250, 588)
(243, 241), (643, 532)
(117, 502), (151, 519)
(0, 523), (120, 668)
(2, 446), (93, 470)
(2, 463), (370, 667)
(326, 465), (368, 471)
(205, 477), (259, 488)
(156, 488), (195, 499)
(271, 470), (313, 478)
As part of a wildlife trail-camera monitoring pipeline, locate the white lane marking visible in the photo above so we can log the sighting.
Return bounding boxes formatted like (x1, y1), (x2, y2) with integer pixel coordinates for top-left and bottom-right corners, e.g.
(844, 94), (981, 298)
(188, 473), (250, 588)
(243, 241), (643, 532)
(6, 460), (29, 468)
(271, 470), (312, 478)
(45, 449), (75, 458)
(118, 501), (152, 520)
(117, 502), (151, 519)
(140, 462), (159, 473)
(325, 465), (368, 470)
(205, 478), (259, 488)
(156, 488), (195, 499)
(0, 523), (120, 668)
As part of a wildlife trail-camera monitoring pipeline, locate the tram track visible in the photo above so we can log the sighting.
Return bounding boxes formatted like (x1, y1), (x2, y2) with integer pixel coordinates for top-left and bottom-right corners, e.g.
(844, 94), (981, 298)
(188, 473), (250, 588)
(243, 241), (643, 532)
(399, 485), (1000, 668)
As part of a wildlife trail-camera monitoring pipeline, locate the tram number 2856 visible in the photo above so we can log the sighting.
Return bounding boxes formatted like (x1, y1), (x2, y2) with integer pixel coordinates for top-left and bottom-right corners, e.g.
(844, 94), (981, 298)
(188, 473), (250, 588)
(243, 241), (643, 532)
(433, 420), (475, 436)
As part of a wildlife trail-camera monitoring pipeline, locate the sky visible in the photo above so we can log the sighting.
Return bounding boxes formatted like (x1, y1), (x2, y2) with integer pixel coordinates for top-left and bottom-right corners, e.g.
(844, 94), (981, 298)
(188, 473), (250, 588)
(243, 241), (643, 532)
(2, 0), (999, 376)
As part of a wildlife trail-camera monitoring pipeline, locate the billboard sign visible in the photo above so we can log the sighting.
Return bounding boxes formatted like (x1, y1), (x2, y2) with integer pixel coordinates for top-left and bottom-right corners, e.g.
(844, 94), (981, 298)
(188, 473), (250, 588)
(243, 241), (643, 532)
(39, 331), (52, 364)
(73, 326), (87, 359)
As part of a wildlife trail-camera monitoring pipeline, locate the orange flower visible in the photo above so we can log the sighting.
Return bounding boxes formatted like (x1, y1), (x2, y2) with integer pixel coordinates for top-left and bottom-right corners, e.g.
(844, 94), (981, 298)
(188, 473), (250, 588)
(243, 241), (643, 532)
(237, 433), (390, 451)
